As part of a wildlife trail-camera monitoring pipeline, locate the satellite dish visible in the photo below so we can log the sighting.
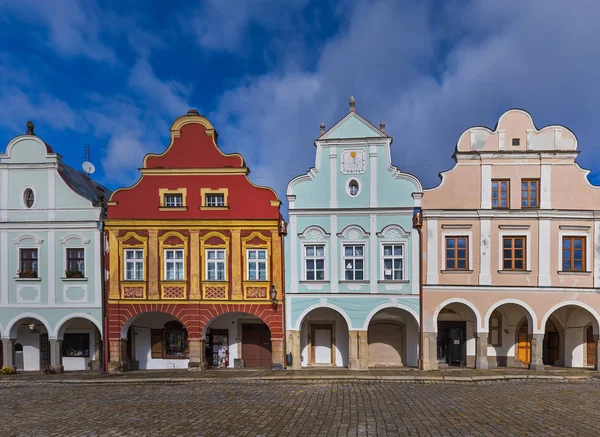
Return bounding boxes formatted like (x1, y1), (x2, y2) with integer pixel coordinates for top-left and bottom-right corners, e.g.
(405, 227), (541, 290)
(82, 161), (96, 175)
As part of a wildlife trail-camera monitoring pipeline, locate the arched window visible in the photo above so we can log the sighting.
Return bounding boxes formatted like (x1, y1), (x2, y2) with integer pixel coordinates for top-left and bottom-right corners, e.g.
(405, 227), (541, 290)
(24, 189), (34, 208)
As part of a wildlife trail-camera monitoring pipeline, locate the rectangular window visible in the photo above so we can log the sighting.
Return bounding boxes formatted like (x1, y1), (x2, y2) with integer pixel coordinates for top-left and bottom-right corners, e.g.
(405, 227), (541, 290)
(562, 236), (585, 272)
(305, 245), (325, 281)
(489, 313), (502, 347)
(206, 194), (225, 207)
(66, 248), (85, 276)
(381, 244), (404, 280)
(206, 249), (226, 281)
(512, 138), (520, 146)
(344, 244), (364, 281)
(492, 179), (510, 208)
(164, 193), (183, 207)
(502, 236), (526, 271)
(445, 237), (468, 271)
(521, 179), (539, 208)
(62, 333), (90, 357)
(124, 249), (144, 281)
(19, 248), (38, 278)
(247, 249), (267, 280)
(164, 249), (184, 280)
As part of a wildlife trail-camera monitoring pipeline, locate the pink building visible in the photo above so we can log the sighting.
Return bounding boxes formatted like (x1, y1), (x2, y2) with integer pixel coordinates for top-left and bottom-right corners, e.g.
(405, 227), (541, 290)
(421, 109), (600, 370)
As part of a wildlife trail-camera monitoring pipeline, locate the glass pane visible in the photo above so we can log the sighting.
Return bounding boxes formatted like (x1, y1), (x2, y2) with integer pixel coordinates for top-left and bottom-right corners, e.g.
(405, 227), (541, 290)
(492, 199), (498, 207)
(258, 250), (266, 259)
(316, 270), (324, 280)
(316, 260), (324, 269)
(136, 250), (144, 259)
(306, 246), (314, 257)
(393, 270), (402, 280)
(521, 199), (528, 207)
(503, 249), (512, 259)
(394, 259), (402, 270)
(307, 271), (314, 280)
(166, 251), (174, 259)
(503, 239), (511, 248)
(217, 251), (225, 260)
(136, 263), (143, 279)
(562, 260), (571, 271)
(492, 182), (498, 190)
(514, 249), (523, 259)
(574, 239), (583, 249)
(166, 264), (174, 280)
(249, 270), (257, 280)
(514, 260), (523, 270)
(563, 249), (571, 259)
(176, 263), (183, 279)
(500, 199), (507, 207)
(383, 246), (392, 256)
(248, 251), (256, 259)
(258, 270), (266, 281)
(384, 259), (392, 270)
(514, 239), (523, 248)
(446, 259), (455, 269)
(355, 246), (363, 256)
(457, 238), (466, 249)
(345, 246), (353, 256)
(530, 190), (537, 199)
(345, 270), (353, 280)
(249, 261), (256, 273)
(457, 259), (466, 269)
(355, 260), (363, 270)
(563, 239), (571, 249)
(316, 246), (324, 257)
(306, 260), (314, 270)
(125, 251), (133, 260)
(530, 199), (537, 207)
(394, 246), (402, 256)
(574, 250), (583, 260)
(503, 260), (512, 269)
(457, 249), (466, 259)
(531, 181), (537, 190)
(522, 182), (527, 190)
(355, 271), (363, 280)
(446, 238), (455, 249)
(175, 251), (183, 260)
(574, 260), (583, 271)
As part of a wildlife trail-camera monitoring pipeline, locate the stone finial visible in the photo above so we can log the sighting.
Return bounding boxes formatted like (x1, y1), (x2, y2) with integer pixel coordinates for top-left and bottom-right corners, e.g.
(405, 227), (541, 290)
(26, 121), (34, 135)
(320, 123), (325, 135)
(187, 109), (200, 115)
(380, 122), (386, 133)
(349, 96), (355, 112)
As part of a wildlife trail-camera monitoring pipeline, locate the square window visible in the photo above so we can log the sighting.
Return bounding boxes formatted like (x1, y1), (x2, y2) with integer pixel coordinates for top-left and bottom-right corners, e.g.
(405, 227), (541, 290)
(512, 138), (520, 146)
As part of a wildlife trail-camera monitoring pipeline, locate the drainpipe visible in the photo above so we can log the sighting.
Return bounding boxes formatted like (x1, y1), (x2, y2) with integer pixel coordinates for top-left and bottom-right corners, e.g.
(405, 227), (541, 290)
(412, 206), (424, 370)
(279, 216), (287, 369)
(100, 223), (109, 374)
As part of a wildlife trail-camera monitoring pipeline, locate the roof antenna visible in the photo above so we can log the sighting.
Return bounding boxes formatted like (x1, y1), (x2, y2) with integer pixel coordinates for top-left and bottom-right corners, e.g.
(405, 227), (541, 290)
(82, 144), (96, 175)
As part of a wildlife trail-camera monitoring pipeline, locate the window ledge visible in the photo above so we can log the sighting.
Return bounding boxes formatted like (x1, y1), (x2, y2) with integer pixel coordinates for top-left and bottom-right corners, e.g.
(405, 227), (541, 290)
(339, 280), (369, 284)
(441, 270), (474, 274)
(558, 271), (592, 275)
(14, 277), (41, 281)
(122, 280), (146, 283)
(158, 206), (188, 211)
(203, 280), (228, 284)
(199, 206), (229, 210)
(161, 280), (187, 283)
(497, 270), (531, 274)
(243, 280), (270, 283)
(61, 277), (88, 282)
(377, 280), (409, 284)
(299, 280), (330, 285)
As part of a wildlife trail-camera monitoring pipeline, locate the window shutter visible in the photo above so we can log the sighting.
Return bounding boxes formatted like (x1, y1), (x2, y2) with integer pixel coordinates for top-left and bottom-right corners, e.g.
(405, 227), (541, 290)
(151, 330), (163, 359)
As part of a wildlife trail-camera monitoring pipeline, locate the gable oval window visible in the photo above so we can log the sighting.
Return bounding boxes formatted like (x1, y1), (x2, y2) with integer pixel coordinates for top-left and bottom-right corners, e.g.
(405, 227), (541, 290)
(347, 179), (360, 197)
(23, 188), (35, 208)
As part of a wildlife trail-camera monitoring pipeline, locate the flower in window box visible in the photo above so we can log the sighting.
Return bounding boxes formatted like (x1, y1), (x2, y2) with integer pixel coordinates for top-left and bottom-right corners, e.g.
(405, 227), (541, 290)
(65, 270), (84, 278)
(19, 270), (37, 278)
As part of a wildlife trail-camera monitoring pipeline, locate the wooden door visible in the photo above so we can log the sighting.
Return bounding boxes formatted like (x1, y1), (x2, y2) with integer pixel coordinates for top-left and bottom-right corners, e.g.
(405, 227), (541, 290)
(587, 326), (596, 366)
(368, 323), (403, 366)
(310, 325), (333, 365)
(517, 324), (530, 364)
(242, 324), (272, 368)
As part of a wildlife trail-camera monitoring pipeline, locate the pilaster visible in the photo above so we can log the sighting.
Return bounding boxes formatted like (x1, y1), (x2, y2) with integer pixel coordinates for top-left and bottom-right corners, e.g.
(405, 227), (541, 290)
(188, 338), (205, 369)
(595, 335), (600, 371)
(147, 229), (159, 299)
(2, 339), (15, 368)
(426, 220), (438, 284)
(190, 230), (200, 299)
(479, 219), (491, 285)
(231, 229), (242, 299)
(529, 333), (545, 371)
(271, 337), (284, 368)
(348, 331), (359, 370)
(49, 339), (64, 373)
(475, 333), (489, 369)
(108, 230), (119, 299)
(271, 230), (283, 294)
(108, 338), (129, 372)
(421, 332), (438, 371)
(357, 330), (369, 370)
(287, 330), (301, 370)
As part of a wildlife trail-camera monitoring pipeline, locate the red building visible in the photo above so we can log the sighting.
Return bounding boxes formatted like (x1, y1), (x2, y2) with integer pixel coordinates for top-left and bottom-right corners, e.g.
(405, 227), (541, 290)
(104, 110), (285, 370)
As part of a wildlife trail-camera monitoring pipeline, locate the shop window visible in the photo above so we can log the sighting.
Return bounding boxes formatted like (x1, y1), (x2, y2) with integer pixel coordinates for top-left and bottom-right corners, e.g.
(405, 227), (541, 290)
(151, 321), (187, 359)
(247, 249), (267, 280)
(62, 333), (90, 357)
(19, 248), (38, 278)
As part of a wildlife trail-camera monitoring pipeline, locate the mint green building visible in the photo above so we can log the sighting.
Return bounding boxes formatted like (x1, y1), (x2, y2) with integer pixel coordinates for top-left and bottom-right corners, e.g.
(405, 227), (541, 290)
(285, 98), (422, 369)
(0, 123), (110, 372)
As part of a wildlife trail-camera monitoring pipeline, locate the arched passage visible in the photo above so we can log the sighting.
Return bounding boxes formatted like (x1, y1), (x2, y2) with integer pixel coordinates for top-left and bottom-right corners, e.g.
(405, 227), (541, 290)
(435, 301), (478, 368)
(203, 312), (272, 369)
(484, 302), (536, 368)
(55, 315), (102, 371)
(366, 307), (419, 367)
(123, 311), (189, 370)
(541, 303), (600, 368)
(298, 307), (350, 368)
(5, 315), (51, 371)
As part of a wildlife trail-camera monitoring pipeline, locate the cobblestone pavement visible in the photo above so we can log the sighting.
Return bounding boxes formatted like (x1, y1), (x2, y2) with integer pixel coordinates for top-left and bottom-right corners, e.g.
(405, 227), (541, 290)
(1, 379), (599, 436)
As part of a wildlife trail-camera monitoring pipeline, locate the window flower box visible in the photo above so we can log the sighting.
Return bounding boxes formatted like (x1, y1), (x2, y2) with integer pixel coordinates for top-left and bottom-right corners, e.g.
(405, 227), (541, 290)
(65, 270), (84, 279)
(18, 270), (38, 279)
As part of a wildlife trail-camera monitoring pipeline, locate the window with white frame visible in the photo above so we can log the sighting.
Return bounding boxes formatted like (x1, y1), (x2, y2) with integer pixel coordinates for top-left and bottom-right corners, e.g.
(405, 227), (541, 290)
(164, 193), (183, 207)
(381, 244), (404, 280)
(344, 244), (364, 280)
(206, 249), (226, 281)
(206, 193), (225, 207)
(124, 249), (144, 280)
(164, 249), (184, 280)
(247, 249), (267, 280)
(304, 245), (325, 281)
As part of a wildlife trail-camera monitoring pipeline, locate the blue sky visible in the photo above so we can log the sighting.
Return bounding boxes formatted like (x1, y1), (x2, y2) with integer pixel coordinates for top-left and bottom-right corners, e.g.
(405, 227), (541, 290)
(1, 0), (600, 212)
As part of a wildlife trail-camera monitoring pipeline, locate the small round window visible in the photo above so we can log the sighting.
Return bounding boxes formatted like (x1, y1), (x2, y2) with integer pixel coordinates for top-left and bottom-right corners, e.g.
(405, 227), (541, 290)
(24, 189), (34, 208)
(348, 180), (359, 197)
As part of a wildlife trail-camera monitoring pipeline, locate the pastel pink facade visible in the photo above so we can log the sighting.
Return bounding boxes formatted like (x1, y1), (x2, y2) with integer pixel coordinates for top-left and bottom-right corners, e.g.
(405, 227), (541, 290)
(421, 109), (600, 371)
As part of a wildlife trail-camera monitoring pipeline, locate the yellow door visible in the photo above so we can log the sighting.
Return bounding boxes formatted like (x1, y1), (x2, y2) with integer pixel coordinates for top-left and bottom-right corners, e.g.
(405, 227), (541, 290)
(517, 324), (530, 364)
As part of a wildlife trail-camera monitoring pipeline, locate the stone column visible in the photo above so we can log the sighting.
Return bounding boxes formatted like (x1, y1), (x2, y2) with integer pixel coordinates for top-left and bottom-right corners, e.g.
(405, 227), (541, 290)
(357, 330), (369, 370)
(108, 338), (129, 372)
(49, 339), (64, 373)
(420, 332), (438, 371)
(188, 338), (205, 369)
(529, 333), (545, 371)
(148, 229), (159, 299)
(348, 331), (359, 370)
(475, 333), (489, 370)
(594, 334), (600, 371)
(271, 338), (284, 369)
(287, 330), (301, 370)
(2, 339), (15, 368)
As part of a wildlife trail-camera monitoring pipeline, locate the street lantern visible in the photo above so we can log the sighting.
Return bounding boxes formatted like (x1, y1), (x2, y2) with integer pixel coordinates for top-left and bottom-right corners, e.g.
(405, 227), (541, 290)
(270, 285), (278, 308)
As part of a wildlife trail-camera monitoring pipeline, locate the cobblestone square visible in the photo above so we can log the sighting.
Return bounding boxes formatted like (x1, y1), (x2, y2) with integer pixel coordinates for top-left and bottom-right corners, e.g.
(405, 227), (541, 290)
(1, 379), (599, 436)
